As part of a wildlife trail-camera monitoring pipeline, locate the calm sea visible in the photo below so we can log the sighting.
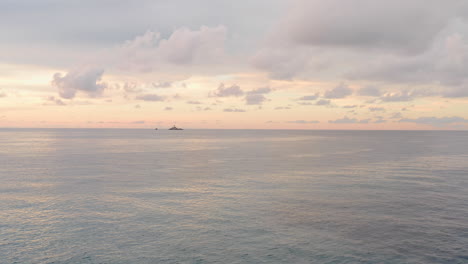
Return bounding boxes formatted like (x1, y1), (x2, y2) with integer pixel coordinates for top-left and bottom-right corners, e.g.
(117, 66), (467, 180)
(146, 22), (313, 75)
(1, 129), (467, 264)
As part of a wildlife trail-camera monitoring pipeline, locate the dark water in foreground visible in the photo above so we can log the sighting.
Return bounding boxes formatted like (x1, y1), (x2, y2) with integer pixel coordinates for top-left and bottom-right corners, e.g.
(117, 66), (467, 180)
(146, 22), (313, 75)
(1, 129), (467, 264)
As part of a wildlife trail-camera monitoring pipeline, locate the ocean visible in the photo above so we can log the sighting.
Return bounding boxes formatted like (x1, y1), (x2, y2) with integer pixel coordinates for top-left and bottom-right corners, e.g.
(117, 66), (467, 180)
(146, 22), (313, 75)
(1, 129), (467, 264)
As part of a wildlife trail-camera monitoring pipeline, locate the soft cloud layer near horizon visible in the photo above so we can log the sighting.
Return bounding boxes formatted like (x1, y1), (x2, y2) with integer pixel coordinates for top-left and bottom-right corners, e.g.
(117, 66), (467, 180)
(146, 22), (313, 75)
(1, 0), (468, 129)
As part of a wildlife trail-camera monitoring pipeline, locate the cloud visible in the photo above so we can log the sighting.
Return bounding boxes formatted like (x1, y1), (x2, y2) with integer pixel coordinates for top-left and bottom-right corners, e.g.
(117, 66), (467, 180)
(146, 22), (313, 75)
(286, 120), (319, 124)
(223, 108), (246, 112)
(316, 99), (331, 105)
(358, 86), (382, 97)
(186, 100), (202, 104)
(131, 120), (145, 124)
(373, 119), (387, 123)
(380, 91), (415, 102)
(369, 107), (385, 112)
(196, 106), (212, 111)
(245, 94), (267, 105)
(211, 83), (244, 97)
(45, 96), (66, 106)
(248, 87), (272, 94)
(329, 116), (370, 124)
(324, 83), (352, 98)
(275, 106), (291, 110)
(0, 91), (6, 98)
(343, 105), (358, 108)
(251, 1), (468, 100)
(250, 48), (310, 79)
(115, 26), (227, 71)
(298, 94), (318, 100)
(399, 116), (468, 125)
(164, 107), (173, 111)
(390, 112), (403, 119)
(49, 26), (228, 98)
(52, 67), (107, 99)
(152, 81), (172, 88)
(351, 33), (468, 98)
(281, 0), (457, 54)
(123, 82), (140, 93)
(135, 94), (165, 101)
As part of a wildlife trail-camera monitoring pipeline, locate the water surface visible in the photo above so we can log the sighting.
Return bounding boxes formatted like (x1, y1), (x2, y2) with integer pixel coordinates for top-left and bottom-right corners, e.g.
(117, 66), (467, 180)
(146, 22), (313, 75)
(1, 129), (467, 263)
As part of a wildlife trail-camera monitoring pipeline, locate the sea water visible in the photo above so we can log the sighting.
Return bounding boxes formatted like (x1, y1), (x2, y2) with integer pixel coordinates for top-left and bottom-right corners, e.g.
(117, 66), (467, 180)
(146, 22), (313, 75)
(0, 129), (467, 263)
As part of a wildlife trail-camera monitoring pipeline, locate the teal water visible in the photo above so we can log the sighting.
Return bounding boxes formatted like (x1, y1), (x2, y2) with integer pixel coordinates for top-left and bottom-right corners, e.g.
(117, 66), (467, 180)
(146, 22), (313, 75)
(1, 129), (467, 263)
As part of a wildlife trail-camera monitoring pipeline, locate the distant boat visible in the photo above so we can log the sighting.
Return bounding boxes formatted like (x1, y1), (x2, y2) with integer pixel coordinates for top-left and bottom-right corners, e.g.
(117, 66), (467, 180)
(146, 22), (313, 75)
(169, 125), (183, 130)
(154, 128), (158, 130)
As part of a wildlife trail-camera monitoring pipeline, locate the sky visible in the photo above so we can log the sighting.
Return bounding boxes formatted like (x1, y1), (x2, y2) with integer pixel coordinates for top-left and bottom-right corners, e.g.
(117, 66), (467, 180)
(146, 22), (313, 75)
(1, 0), (468, 129)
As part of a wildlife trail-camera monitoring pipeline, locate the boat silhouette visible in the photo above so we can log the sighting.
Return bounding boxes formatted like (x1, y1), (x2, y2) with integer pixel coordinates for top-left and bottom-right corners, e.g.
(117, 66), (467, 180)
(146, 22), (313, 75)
(169, 125), (183, 130)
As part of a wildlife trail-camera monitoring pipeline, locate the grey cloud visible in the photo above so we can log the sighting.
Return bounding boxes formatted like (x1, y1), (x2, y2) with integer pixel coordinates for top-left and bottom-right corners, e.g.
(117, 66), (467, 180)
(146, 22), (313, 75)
(252, 1), (468, 98)
(343, 105), (358, 108)
(380, 91), (414, 102)
(324, 84), (352, 99)
(223, 108), (246, 112)
(374, 119), (387, 123)
(46, 96), (66, 106)
(211, 83), (244, 97)
(298, 94), (318, 100)
(390, 112), (403, 119)
(250, 48), (309, 79)
(131, 120), (145, 124)
(329, 116), (370, 124)
(245, 94), (267, 105)
(399, 116), (468, 125)
(369, 107), (385, 112)
(352, 34), (468, 98)
(283, 0), (458, 54)
(135, 94), (165, 101)
(316, 99), (331, 105)
(286, 120), (319, 124)
(196, 106), (212, 111)
(116, 26), (227, 71)
(358, 86), (382, 97)
(152, 82), (172, 88)
(248, 87), (272, 94)
(186, 100), (202, 104)
(52, 67), (107, 99)
(275, 106), (291, 110)
(164, 107), (173, 111)
(123, 82), (140, 93)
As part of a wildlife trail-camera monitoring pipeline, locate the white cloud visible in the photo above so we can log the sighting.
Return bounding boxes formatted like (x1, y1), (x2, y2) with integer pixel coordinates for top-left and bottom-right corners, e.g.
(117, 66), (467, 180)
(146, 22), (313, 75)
(52, 67), (107, 99)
